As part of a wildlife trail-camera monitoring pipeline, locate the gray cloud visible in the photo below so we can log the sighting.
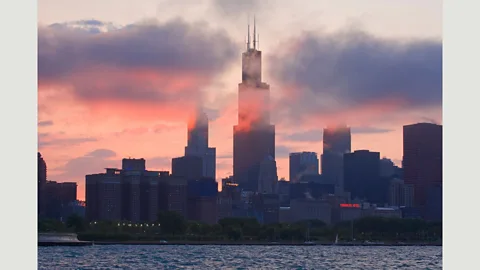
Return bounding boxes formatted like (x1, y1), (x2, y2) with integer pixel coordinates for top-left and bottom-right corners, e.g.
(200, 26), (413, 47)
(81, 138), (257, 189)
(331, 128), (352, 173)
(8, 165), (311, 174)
(211, 0), (261, 17)
(50, 149), (119, 182)
(217, 153), (233, 159)
(269, 29), (442, 123)
(280, 126), (392, 143)
(351, 127), (393, 134)
(39, 136), (97, 148)
(276, 145), (291, 158)
(86, 149), (117, 159)
(281, 129), (323, 143)
(38, 120), (54, 127)
(147, 156), (171, 170)
(38, 19), (238, 103)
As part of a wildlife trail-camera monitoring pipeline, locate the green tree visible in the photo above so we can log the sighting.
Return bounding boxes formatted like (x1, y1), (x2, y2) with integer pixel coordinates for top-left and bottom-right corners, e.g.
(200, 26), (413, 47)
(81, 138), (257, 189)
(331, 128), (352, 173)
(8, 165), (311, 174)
(157, 211), (187, 235)
(66, 214), (86, 233)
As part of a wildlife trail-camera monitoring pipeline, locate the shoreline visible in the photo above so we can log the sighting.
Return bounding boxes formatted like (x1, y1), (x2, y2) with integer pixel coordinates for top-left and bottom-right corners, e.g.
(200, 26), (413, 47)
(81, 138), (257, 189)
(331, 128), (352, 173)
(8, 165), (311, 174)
(39, 241), (442, 247)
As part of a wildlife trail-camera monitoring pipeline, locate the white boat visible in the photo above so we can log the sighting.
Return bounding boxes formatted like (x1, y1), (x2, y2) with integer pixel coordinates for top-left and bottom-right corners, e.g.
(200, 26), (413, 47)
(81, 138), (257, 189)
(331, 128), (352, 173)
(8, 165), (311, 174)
(334, 234), (339, 245)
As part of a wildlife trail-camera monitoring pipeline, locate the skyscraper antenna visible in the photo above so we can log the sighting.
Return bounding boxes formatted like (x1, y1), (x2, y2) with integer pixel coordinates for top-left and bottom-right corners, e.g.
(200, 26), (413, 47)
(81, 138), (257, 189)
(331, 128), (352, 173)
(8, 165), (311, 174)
(253, 15), (257, 50)
(258, 33), (260, 49)
(247, 15), (251, 50)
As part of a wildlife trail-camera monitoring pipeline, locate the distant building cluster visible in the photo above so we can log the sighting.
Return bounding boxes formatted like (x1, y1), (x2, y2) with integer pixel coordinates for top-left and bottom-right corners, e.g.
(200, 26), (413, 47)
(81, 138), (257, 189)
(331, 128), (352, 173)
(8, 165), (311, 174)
(38, 153), (80, 220)
(38, 23), (442, 225)
(85, 159), (218, 224)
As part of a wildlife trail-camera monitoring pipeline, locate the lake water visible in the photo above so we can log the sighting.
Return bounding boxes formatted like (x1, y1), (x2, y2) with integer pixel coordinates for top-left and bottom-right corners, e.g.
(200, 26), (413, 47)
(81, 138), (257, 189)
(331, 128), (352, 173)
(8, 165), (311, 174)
(38, 245), (442, 269)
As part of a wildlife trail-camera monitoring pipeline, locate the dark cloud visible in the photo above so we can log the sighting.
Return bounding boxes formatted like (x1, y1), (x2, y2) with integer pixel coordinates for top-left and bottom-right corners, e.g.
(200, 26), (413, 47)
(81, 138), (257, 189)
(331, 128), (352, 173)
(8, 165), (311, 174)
(38, 18), (238, 103)
(269, 30), (442, 123)
(281, 129), (322, 143)
(351, 127), (393, 134)
(38, 120), (54, 127)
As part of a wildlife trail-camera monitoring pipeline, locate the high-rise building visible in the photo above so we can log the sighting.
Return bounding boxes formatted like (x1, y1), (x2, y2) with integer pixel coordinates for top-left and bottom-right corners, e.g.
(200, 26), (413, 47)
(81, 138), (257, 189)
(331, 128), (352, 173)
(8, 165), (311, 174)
(187, 178), (218, 224)
(233, 20), (275, 192)
(122, 158), (146, 171)
(257, 155), (278, 194)
(388, 178), (405, 207)
(252, 193), (280, 224)
(344, 150), (387, 204)
(86, 168), (123, 221)
(122, 170), (142, 222)
(185, 110), (216, 179)
(403, 123), (442, 211)
(86, 164), (170, 222)
(171, 156), (203, 180)
(43, 181), (78, 220)
(321, 125), (351, 193)
(38, 152), (47, 216)
(289, 152), (319, 183)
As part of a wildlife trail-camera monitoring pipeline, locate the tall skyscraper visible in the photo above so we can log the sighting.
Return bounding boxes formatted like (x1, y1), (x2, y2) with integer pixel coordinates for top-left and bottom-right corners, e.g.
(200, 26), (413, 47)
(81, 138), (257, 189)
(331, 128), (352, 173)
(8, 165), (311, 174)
(38, 152), (47, 216)
(321, 125), (351, 193)
(344, 150), (385, 204)
(403, 123), (442, 210)
(233, 19), (275, 192)
(257, 155), (278, 194)
(289, 152), (319, 183)
(185, 110), (216, 179)
(172, 155), (203, 180)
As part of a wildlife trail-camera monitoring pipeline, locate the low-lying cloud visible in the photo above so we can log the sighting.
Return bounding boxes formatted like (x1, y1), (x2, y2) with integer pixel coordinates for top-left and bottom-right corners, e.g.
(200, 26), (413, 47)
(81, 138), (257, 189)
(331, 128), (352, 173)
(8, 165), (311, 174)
(269, 29), (442, 126)
(38, 18), (239, 120)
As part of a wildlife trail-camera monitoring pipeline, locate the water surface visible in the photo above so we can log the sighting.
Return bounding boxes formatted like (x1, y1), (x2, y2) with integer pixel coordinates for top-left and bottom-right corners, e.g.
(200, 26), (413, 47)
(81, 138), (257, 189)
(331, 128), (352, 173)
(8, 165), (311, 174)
(38, 245), (442, 269)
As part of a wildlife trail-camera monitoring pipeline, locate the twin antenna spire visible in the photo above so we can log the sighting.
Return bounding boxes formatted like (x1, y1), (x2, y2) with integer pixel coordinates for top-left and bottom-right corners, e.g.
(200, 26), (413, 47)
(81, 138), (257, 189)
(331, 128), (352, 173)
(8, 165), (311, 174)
(246, 15), (259, 50)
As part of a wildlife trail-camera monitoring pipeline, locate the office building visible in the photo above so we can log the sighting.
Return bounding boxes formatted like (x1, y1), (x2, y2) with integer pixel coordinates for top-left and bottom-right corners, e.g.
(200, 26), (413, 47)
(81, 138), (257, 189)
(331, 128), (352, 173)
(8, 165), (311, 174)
(185, 110), (216, 179)
(388, 178), (405, 207)
(344, 150), (387, 204)
(38, 152), (47, 216)
(277, 179), (290, 207)
(289, 152), (319, 183)
(257, 155), (278, 193)
(164, 176), (188, 217)
(233, 20), (276, 192)
(298, 174), (324, 183)
(290, 182), (335, 201)
(43, 181), (78, 220)
(86, 168), (123, 221)
(403, 123), (442, 211)
(290, 199), (332, 224)
(172, 155), (203, 180)
(86, 161), (171, 222)
(252, 193), (280, 224)
(187, 178), (218, 224)
(321, 125), (351, 193)
(122, 158), (146, 171)
(425, 183), (442, 222)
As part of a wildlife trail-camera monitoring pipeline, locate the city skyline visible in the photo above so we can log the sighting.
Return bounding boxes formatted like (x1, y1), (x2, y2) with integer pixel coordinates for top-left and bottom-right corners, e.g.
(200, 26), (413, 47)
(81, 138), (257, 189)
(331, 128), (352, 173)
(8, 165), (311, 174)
(37, 0), (442, 200)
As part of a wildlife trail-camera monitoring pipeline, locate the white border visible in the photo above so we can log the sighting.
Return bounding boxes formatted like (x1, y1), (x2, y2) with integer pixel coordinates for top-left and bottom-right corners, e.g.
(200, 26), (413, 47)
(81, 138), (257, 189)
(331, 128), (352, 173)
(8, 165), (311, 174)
(443, 0), (480, 269)
(0, 0), (37, 268)
(0, 0), (472, 268)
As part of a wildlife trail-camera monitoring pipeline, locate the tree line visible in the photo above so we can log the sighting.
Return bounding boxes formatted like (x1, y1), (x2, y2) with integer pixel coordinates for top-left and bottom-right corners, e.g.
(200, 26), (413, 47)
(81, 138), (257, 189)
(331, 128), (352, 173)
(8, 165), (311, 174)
(38, 211), (442, 243)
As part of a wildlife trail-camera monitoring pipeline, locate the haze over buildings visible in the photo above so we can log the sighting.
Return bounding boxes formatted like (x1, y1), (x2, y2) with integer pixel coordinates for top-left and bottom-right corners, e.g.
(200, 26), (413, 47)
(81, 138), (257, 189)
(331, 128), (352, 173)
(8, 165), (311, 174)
(37, 1), (442, 212)
(233, 20), (276, 192)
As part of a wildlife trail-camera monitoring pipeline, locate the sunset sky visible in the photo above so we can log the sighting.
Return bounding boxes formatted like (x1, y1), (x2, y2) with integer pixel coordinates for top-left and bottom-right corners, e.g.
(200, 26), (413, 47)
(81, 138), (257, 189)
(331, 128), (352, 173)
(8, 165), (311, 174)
(38, 0), (442, 200)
